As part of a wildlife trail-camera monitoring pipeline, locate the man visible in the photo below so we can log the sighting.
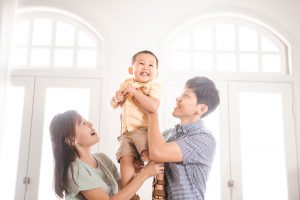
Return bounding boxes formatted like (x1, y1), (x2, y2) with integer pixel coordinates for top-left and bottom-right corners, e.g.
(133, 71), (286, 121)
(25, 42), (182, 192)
(147, 76), (220, 200)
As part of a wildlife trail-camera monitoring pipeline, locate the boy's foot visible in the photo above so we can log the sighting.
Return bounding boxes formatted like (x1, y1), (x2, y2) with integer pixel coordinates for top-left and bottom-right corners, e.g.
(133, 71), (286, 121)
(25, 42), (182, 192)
(152, 174), (166, 200)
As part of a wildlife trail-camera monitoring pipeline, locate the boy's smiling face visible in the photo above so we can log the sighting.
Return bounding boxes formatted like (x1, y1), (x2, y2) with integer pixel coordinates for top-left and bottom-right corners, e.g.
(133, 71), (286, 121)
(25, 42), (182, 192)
(130, 53), (158, 83)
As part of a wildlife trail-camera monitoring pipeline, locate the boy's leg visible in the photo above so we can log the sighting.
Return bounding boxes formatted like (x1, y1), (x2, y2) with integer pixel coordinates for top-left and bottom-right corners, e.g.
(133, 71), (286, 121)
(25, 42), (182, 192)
(120, 155), (135, 187)
(120, 155), (140, 200)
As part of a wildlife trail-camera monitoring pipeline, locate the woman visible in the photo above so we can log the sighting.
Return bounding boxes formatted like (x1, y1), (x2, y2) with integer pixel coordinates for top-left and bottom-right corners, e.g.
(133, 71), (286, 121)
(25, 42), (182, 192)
(49, 110), (163, 200)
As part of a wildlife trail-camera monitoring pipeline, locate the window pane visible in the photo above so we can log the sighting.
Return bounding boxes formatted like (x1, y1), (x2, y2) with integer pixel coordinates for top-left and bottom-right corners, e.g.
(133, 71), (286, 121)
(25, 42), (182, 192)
(12, 20), (30, 45)
(239, 92), (288, 200)
(194, 26), (212, 50)
(239, 54), (259, 72)
(216, 24), (235, 51)
(261, 36), (279, 52)
(77, 49), (97, 68)
(216, 53), (236, 71)
(262, 54), (281, 72)
(169, 52), (191, 70)
(171, 34), (190, 50)
(238, 26), (258, 51)
(78, 31), (96, 47)
(55, 21), (75, 46)
(54, 49), (74, 67)
(38, 88), (90, 199)
(0, 86), (24, 199)
(30, 48), (50, 67)
(32, 19), (52, 45)
(9, 47), (27, 67)
(194, 52), (213, 71)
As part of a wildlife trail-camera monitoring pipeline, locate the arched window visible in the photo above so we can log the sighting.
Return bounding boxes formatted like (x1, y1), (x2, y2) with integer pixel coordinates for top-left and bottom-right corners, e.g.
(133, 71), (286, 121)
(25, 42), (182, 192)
(9, 8), (103, 69)
(165, 14), (290, 74)
(162, 14), (297, 200)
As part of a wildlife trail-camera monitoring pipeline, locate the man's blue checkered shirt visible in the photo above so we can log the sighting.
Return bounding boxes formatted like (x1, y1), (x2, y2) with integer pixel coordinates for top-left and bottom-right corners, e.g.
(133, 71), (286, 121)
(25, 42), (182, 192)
(163, 119), (216, 200)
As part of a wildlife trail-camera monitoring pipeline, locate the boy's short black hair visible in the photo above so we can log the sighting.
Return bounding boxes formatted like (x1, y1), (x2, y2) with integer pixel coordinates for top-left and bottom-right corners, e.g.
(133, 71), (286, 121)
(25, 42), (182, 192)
(186, 76), (220, 118)
(131, 50), (159, 67)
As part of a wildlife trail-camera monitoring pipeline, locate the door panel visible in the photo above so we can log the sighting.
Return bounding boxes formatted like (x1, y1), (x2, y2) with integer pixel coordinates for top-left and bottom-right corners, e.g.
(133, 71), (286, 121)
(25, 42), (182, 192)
(24, 77), (101, 199)
(229, 82), (298, 200)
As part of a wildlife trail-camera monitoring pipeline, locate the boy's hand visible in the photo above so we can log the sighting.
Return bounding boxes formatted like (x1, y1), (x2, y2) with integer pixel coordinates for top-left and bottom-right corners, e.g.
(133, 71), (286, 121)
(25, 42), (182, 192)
(123, 85), (137, 96)
(115, 90), (126, 103)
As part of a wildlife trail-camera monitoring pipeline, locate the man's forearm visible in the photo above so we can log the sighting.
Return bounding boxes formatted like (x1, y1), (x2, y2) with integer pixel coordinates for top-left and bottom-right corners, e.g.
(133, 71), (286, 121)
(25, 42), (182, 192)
(147, 112), (165, 161)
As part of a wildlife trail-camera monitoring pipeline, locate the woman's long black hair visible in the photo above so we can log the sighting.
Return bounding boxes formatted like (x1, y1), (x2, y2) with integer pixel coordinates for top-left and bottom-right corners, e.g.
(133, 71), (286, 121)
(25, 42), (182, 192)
(49, 110), (81, 198)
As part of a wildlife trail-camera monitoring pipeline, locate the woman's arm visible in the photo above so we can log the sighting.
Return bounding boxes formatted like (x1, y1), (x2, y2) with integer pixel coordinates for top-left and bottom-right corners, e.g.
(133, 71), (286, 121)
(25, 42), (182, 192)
(81, 161), (163, 200)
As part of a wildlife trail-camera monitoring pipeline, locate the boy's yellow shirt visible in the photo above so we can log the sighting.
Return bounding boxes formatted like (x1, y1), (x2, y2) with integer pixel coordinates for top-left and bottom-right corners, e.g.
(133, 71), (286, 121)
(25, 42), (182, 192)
(120, 78), (162, 133)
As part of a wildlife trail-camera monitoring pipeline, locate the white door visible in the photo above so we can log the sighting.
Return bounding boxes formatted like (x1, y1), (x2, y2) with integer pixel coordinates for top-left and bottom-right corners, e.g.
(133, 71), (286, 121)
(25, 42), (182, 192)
(9, 77), (101, 199)
(229, 82), (298, 200)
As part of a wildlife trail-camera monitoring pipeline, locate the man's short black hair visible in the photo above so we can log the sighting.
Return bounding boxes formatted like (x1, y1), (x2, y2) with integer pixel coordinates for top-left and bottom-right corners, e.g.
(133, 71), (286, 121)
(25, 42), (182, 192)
(186, 76), (220, 118)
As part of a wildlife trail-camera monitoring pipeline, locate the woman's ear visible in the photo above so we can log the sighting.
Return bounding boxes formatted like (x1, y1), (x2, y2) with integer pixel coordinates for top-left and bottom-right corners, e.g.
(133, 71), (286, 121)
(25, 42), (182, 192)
(65, 138), (77, 146)
(128, 66), (133, 74)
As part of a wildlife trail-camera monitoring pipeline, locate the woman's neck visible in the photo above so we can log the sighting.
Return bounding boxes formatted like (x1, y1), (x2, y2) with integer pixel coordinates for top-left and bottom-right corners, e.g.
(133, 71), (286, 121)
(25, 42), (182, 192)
(78, 148), (98, 168)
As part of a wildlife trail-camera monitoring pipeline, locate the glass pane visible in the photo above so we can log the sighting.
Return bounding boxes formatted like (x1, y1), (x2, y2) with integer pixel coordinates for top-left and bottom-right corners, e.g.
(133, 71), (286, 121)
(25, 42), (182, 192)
(239, 92), (288, 200)
(204, 110), (221, 200)
(170, 52), (191, 70)
(30, 48), (50, 67)
(261, 36), (279, 52)
(216, 53), (236, 71)
(194, 52), (213, 71)
(194, 26), (212, 50)
(216, 24), (235, 51)
(238, 26), (258, 51)
(9, 47), (27, 67)
(54, 49), (74, 67)
(12, 20), (30, 45)
(77, 49), (97, 68)
(56, 21), (75, 46)
(171, 34), (190, 50)
(0, 86), (24, 199)
(262, 54), (281, 72)
(78, 31), (96, 47)
(239, 54), (259, 72)
(32, 19), (52, 45)
(38, 88), (90, 199)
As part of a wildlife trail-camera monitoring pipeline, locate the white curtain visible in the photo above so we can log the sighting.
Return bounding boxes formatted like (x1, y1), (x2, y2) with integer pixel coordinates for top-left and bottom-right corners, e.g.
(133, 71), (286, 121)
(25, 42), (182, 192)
(0, 0), (17, 151)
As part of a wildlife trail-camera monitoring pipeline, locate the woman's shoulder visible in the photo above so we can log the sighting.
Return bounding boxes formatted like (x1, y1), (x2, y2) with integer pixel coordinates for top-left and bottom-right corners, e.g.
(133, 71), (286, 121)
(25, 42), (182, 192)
(94, 153), (114, 166)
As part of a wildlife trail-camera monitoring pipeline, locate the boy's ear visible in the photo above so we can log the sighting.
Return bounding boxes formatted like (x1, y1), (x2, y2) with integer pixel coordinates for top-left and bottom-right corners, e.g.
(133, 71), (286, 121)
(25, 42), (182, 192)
(128, 66), (133, 74)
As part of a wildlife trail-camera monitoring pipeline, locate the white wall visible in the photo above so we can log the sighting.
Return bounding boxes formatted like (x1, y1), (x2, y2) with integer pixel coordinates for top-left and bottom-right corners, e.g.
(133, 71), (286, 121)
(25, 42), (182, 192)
(16, 0), (300, 198)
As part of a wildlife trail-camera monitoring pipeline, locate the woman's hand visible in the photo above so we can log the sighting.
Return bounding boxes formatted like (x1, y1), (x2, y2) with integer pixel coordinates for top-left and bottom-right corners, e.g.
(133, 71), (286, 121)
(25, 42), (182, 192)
(143, 161), (164, 177)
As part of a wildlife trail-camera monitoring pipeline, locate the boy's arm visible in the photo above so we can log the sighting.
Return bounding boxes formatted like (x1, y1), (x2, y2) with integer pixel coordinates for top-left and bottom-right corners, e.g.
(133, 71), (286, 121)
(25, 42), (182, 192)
(147, 112), (183, 163)
(110, 90), (125, 109)
(110, 96), (119, 108)
(123, 85), (160, 112)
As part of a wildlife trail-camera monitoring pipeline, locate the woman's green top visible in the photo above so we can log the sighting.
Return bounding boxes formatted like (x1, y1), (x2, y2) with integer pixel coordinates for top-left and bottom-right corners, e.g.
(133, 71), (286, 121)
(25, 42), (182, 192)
(66, 153), (120, 200)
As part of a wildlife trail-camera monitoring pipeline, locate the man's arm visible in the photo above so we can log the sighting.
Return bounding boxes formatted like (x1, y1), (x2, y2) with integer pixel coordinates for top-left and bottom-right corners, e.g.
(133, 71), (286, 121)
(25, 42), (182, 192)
(147, 112), (183, 163)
